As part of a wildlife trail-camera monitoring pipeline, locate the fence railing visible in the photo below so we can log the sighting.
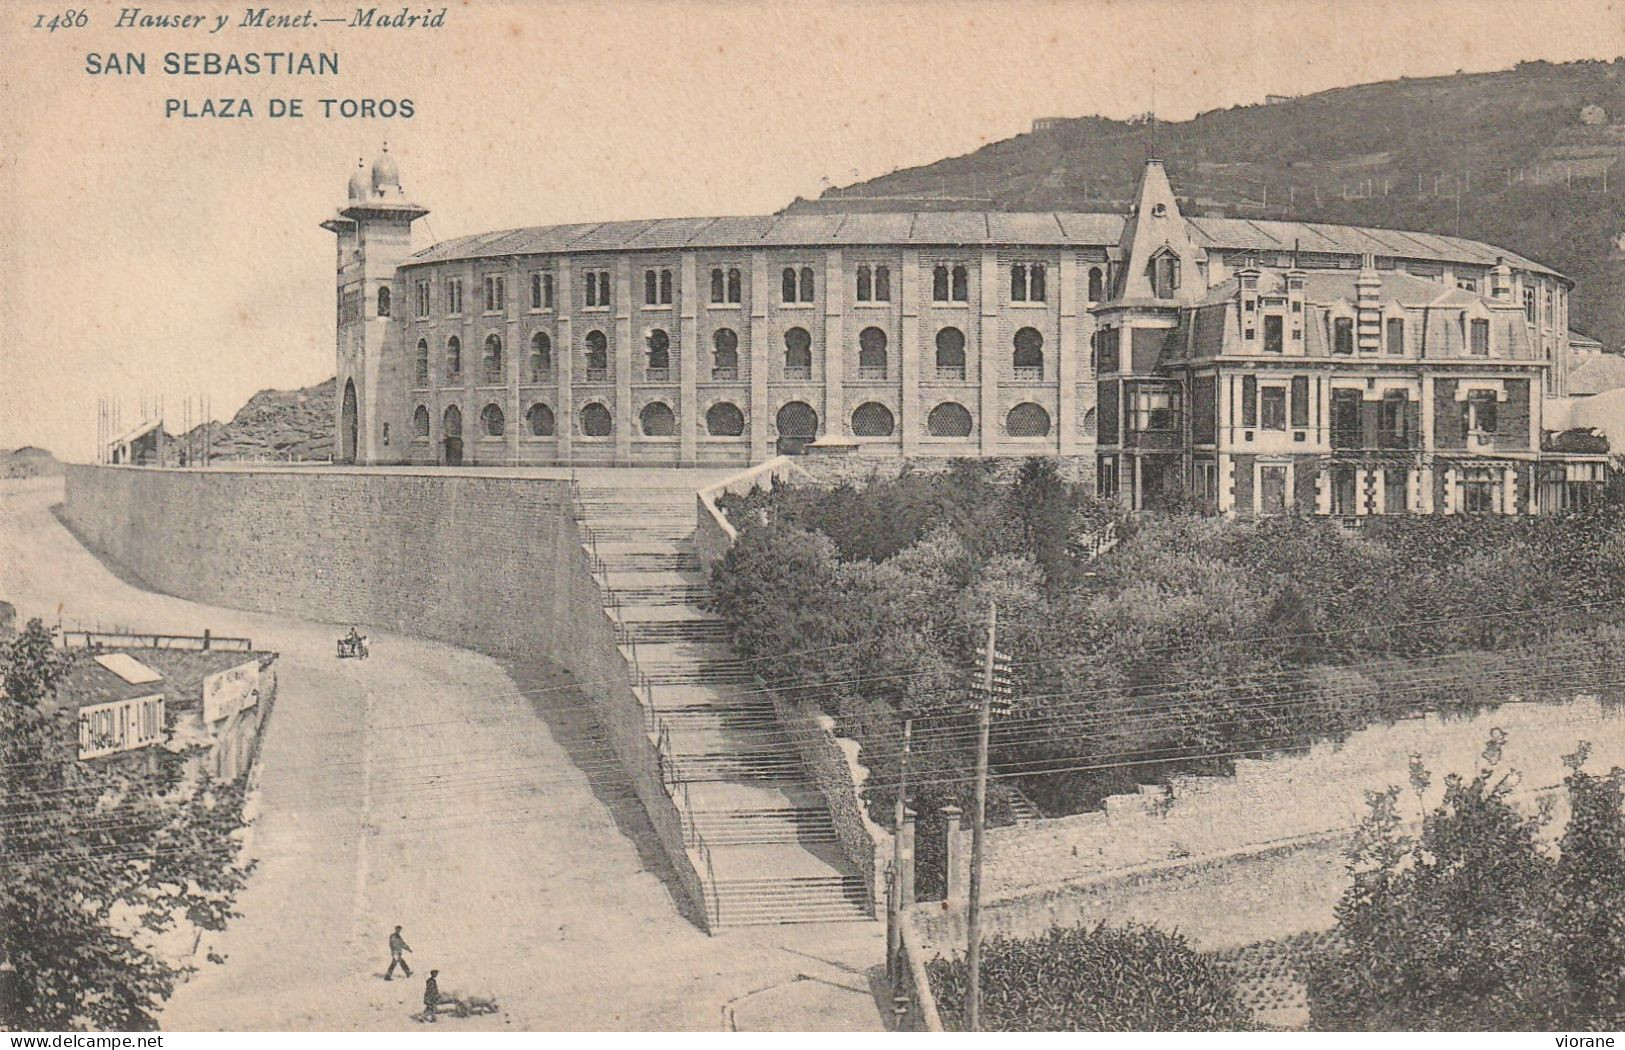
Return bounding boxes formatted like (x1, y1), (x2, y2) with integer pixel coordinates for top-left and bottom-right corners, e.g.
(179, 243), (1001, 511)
(59, 629), (253, 652)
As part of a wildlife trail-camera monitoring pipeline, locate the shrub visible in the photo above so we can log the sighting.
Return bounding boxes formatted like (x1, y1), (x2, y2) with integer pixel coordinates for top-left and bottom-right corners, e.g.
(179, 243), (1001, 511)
(927, 922), (1253, 1031)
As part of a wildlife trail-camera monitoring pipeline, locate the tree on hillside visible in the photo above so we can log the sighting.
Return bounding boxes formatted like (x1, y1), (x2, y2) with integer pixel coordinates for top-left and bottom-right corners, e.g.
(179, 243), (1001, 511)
(0, 620), (252, 1031)
(1307, 739), (1625, 1030)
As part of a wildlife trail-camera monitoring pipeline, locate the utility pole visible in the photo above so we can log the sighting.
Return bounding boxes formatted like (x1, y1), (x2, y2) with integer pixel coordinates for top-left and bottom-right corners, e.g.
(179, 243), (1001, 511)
(966, 601), (996, 1032)
(888, 717), (913, 983)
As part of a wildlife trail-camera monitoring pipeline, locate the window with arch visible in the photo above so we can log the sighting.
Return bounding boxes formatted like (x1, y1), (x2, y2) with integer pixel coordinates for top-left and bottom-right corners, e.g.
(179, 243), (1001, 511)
(442, 404), (462, 436)
(706, 402), (745, 437)
(712, 328), (739, 380)
(445, 335), (462, 379)
(639, 401), (676, 437)
(412, 404), (431, 438)
(857, 327), (888, 379)
(1386, 316), (1405, 353)
(851, 401), (895, 437)
(482, 334), (504, 384)
(784, 327), (813, 379)
(584, 270), (611, 308)
(644, 268), (673, 306)
(727, 267), (742, 304)
(928, 402), (973, 438)
(580, 402), (612, 437)
(775, 401), (818, 440)
(1149, 252), (1181, 299)
(646, 329), (671, 380)
(1013, 327), (1044, 379)
(526, 403), (556, 437)
(529, 332), (553, 382)
(483, 275), (506, 313)
(1006, 402), (1052, 437)
(1088, 267), (1105, 303)
(585, 330), (609, 381)
(932, 263), (970, 303)
(1011, 262), (1047, 302)
(711, 268), (725, 303)
(782, 266), (815, 303)
(935, 327), (967, 379)
(530, 271), (554, 311)
(414, 339), (429, 386)
(1082, 406), (1097, 438)
(856, 264), (891, 303)
(480, 403), (506, 438)
(711, 267), (743, 304)
(377, 286), (391, 318)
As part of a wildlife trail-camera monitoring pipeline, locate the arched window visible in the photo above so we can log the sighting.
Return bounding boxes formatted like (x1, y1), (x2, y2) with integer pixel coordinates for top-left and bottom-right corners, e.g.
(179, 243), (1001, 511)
(952, 264), (969, 302)
(1030, 263), (1047, 302)
(414, 339), (429, 386)
(927, 402), (973, 438)
(526, 403), (556, 437)
(857, 265), (872, 302)
(1006, 402), (1052, 437)
(706, 402), (745, 437)
(1082, 407), (1097, 438)
(1013, 327), (1044, 379)
(639, 401), (676, 437)
(799, 266), (816, 303)
(933, 265), (949, 302)
(412, 405), (431, 438)
(935, 327), (967, 379)
(482, 334), (504, 384)
(646, 329), (670, 379)
(1088, 267), (1105, 303)
(851, 401), (896, 437)
(1011, 263), (1027, 302)
(645, 269), (658, 305)
(784, 327), (812, 378)
(530, 332), (553, 382)
(580, 402), (612, 437)
(445, 336), (462, 378)
(782, 267), (798, 303)
(727, 267), (741, 303)
(712, 328), (739, 379)
(660, 269), (673, 304)
(377, 286), (391, 318)
(858, 326), (888, 378)
(776, 401), (818, 438)
(1333, 317), (1354, 355)
(1150, 253), (1180, 299)
(480, 403), (505, 437)
(711, 268), (725, 303)
(585, 330), (609, 380)
(442, 404), (462, 436)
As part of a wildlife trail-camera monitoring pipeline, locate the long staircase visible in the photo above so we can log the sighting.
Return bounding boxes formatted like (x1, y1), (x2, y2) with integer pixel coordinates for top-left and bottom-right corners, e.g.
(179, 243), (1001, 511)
(569, 471), (872, 929)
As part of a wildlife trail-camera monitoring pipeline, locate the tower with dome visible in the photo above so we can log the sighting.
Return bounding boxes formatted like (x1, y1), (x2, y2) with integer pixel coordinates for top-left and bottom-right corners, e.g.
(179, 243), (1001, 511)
(321, 144), (428, 464)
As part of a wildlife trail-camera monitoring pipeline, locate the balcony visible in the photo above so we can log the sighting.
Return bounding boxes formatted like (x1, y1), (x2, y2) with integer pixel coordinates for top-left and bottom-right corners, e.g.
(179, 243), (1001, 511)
(784, 365), (812, 381)
(1014, 366), (1044, 382)
(584, 367), (609, 383)
(711, 366), (739, 381)
(644, 367), (671, 383)
(936, 365), (967, 381)
(482, 369), (503, 386)
(856, 365), (888, 381)
(413, 370), (430, 388)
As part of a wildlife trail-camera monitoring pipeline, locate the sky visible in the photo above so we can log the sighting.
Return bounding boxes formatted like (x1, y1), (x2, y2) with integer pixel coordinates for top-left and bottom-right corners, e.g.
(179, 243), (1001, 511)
(3, 0), (1623, 459)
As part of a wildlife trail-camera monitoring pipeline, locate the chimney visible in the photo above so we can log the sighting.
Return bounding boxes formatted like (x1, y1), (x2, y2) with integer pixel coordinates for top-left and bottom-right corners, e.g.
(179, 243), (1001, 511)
(1356, 253), (1382, 353)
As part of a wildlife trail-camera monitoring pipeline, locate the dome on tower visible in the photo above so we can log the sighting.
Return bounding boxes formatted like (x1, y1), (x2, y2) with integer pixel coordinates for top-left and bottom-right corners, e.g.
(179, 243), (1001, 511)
(346, 158), (368, 202)
(371, 143), (401, 197)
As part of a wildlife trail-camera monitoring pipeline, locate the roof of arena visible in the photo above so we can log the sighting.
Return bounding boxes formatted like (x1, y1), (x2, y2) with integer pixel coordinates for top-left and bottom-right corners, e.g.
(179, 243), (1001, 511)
(405, 211), (1562, 279)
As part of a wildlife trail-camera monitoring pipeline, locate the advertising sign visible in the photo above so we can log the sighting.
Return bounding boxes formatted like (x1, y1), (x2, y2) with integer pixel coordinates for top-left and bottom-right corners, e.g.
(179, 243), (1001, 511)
(203, 661), (261, 724)
(78, 695), (165, 760)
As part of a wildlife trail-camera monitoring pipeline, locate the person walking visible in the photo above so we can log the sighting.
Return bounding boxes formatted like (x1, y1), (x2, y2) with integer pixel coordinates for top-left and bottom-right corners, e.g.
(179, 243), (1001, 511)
(385, 925), (412, 980)
(423, 970), (441, 1022)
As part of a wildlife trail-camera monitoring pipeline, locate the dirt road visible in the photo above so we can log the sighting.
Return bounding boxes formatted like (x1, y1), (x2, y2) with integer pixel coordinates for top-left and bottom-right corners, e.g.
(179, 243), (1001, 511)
(0, 478), (884, 1031)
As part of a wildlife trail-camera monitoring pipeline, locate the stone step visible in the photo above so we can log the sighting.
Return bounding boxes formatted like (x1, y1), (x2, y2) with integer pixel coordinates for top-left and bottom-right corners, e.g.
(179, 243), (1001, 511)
(688, 807), (839, 844)
(607, 584), (712, 606)
(705, 876), (873, 928)
(669, 750), (806, 781)
(599, 553), (702, 572)
(616, 619), (731, 644)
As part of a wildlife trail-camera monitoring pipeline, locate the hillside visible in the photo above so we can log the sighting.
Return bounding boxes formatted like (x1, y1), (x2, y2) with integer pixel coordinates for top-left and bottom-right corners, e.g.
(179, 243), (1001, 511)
(792, 59), (1625, 349)
(3, 447), (62, 478)
(175, 378), (335, 462)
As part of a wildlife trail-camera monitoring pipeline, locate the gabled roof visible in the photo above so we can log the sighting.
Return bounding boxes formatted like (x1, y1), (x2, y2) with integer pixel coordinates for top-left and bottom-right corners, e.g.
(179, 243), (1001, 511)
(1567, 353), (1625, 397)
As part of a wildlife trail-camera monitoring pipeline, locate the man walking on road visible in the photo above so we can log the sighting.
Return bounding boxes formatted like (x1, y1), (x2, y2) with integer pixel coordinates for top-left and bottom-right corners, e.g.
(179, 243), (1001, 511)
(385, 926), (412, 980)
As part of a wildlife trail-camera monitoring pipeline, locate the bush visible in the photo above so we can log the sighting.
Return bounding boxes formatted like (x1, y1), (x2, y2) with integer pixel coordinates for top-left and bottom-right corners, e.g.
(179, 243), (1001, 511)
(927, 922), (1253, 1031)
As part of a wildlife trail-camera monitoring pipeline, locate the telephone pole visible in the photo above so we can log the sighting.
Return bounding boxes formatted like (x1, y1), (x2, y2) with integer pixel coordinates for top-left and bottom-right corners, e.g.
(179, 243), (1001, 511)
(965, 601), (997, 1032)
(888, 717), (913, 982)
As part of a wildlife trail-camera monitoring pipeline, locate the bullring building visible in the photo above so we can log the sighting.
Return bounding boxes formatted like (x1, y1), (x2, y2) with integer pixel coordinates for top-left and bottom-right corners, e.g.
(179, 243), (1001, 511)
(325, 149), (1594, 513)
